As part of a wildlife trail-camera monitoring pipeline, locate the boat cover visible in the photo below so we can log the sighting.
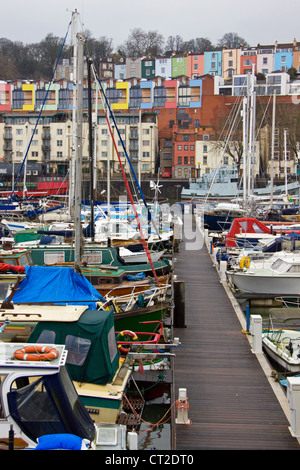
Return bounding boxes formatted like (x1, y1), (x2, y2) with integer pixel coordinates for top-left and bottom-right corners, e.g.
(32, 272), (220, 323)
(262, 232), (300, 252)
(226, 217), (271, 247)
(28, 308), (120, 385)
(11, 265), (104, 309)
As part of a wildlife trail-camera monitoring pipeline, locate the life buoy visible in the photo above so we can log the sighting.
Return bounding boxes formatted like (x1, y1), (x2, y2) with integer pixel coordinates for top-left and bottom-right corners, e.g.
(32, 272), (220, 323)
(116, 330), (138, 355)
(13, 345), (59, 362)
(239, 256), (250, 269)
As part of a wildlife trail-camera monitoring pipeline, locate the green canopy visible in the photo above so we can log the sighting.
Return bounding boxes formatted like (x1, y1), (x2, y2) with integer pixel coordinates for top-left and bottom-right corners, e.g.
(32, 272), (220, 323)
(28, 309), (120, 385)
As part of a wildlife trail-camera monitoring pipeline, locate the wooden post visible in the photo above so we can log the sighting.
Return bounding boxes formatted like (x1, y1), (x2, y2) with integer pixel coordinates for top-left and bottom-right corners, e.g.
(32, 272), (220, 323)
(173, 280), (186, 328)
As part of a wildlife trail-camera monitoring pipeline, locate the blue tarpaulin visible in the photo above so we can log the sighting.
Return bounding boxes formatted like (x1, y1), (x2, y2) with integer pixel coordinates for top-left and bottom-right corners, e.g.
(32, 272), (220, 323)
(11, 266), (104, 310)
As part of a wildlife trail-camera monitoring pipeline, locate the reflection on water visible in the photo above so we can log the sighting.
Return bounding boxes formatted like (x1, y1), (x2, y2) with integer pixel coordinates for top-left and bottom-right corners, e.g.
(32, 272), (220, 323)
(138, 404), (171, 450)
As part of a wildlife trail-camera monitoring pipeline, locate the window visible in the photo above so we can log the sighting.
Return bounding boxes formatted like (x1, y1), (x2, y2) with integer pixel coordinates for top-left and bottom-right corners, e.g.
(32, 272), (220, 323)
(16, 140), (23, 146)
(57, 129), (63, 135)
(178, 156), (182, 164)
(57, 140), (63, 147)
(16, 129), (23, 135)
(184, 156), (188, 164)
(263, 57), (268, 64)
(57, 151), (63, 158)
(184, 145), (188, 150)
(178, 145), (182, 150)
(65, 335), (91, 366)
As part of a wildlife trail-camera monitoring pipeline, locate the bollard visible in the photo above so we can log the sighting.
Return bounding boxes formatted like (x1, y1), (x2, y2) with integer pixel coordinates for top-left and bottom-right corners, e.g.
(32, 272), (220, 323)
(127, 431), (138, 450)
(219, 260), (227, 281)
(250, 315), (262, 354)
(175, 388), (191, 425)
(287, 377), (300, 437)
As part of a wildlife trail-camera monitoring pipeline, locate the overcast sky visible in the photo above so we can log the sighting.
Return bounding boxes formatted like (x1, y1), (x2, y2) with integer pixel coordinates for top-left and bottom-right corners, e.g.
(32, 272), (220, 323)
(1, 0), (300, 49)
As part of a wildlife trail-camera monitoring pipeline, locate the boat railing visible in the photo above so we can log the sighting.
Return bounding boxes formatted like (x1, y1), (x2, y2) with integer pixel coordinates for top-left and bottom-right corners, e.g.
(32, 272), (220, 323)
(101, 283), (172, 312)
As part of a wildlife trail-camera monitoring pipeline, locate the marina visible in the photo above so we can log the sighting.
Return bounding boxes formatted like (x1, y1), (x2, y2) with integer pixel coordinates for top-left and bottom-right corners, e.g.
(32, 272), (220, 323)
(0, 8), (300, 453)
(173, 214), (300, 450)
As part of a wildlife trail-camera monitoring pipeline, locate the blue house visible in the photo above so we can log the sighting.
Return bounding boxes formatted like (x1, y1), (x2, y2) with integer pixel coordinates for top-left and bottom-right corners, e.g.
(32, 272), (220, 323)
(204, 51), (222, 76)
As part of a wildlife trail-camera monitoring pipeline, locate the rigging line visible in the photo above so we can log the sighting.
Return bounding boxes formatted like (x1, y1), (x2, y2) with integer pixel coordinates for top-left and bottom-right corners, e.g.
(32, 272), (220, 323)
(9, 22), (72, 202)
(99, 92), (161, 286)
(93, 72), (161, 240)
(203, 99), (243, 206)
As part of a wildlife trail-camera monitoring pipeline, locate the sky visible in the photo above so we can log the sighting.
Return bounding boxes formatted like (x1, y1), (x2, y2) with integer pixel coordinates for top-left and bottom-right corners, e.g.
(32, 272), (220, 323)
(1, 0), (300, 49)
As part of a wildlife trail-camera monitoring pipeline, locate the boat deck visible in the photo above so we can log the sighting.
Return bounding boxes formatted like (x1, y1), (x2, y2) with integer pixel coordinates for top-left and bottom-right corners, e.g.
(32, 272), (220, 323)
(173, 217), (300, 450)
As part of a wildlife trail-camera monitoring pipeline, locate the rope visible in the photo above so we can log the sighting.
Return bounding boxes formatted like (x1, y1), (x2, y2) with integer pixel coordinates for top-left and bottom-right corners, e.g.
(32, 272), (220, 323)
(93, 72), (161, 242)
(94, 77), (160, 286)
(121, 392), (186, 433)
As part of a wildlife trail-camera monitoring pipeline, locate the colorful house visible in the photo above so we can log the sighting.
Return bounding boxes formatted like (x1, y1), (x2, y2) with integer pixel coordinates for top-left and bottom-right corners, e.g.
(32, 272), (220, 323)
(204, 51), (222, 76)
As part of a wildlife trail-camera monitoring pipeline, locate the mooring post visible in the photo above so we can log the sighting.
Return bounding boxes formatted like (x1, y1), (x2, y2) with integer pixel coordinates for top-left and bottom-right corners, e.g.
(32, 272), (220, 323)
(173, 280), (186, 328)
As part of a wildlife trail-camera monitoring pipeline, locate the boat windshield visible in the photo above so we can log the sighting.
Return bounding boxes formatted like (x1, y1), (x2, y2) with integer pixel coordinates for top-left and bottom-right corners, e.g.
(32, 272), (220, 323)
(270, 259), (300, 273)
(7, 366), (95, 443)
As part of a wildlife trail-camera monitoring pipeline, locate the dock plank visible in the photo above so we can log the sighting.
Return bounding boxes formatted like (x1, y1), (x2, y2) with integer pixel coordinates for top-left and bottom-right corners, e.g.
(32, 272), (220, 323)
(173, 221), (299, 450)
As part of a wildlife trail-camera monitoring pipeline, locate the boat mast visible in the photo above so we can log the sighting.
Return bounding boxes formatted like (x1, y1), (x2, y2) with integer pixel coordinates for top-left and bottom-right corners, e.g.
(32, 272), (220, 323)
(270, 90), (276, 210)
(69, 9), (79, 218)
(74, 33), (84, 269)
(87, 56), (95, 241)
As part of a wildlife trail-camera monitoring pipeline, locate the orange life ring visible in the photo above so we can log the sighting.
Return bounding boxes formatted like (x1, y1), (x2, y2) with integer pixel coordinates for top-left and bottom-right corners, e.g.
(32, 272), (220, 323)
(14, 345), (59, 362)
(116, 330), (138, 355)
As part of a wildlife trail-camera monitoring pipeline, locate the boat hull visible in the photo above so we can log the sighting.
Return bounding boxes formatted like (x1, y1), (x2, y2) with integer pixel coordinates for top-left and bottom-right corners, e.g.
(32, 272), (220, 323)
(262, 333), (300, 373)
(227, 271), (300, 296)
(114, 302), (170, 333)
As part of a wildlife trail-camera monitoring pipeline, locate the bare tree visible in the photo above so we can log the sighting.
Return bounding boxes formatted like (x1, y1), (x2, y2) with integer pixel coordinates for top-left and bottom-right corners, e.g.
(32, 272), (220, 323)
(217, 32), (248, 49)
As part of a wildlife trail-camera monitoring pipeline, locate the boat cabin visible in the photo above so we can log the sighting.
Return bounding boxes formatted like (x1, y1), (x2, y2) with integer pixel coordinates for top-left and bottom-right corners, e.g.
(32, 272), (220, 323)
(0, 342), (96, 449)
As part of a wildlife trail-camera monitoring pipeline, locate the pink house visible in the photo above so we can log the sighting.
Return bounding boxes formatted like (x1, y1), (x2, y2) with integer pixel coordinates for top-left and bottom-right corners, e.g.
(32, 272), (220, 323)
(0, 83), (11, 111)
(187, 55), (204, 78)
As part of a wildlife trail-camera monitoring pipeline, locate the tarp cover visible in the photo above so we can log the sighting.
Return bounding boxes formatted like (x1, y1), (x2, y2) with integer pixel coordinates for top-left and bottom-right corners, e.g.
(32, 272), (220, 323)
(226, 217), (271, 247)
(12, 265), (104, 309)
(29, 308), (120, 384)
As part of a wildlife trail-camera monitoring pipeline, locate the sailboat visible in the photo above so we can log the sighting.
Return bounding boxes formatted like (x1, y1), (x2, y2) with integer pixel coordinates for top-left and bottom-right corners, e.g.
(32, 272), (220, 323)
(181, 69), (300, 203)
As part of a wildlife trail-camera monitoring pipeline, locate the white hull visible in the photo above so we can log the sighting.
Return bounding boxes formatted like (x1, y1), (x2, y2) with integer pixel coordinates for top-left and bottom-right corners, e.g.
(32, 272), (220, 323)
(227, 271), (300, 296)
(262, 331), (300, 373)
(119, 248), (165, 264)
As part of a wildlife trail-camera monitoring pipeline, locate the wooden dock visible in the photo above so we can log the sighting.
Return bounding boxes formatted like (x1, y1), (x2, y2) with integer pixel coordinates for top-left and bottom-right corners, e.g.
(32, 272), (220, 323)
(173, 219), (300, 450)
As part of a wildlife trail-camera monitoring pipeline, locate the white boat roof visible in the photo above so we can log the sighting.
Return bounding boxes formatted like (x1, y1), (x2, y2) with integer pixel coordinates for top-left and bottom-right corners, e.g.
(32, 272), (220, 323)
(0, 304), (88, 323)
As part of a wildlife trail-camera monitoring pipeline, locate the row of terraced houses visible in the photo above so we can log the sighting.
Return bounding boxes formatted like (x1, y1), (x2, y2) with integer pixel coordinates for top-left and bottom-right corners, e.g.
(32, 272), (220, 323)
(0, 39), (300, 193)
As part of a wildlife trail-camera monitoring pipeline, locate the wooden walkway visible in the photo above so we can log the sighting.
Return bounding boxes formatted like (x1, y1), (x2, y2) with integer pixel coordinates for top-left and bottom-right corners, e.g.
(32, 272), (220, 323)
(173, 218), (300, 450)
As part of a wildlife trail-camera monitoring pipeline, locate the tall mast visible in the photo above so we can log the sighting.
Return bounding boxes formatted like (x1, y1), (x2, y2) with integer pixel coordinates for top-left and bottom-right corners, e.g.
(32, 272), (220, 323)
(74, 32), (84, 270)
(270, 91), (276, 210)
(69, 9), (79, 218)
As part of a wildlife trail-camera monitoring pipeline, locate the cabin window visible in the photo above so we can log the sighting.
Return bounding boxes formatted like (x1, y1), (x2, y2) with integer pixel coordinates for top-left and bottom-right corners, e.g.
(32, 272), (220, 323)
(65, 335), (91, 366)
(107, 326), (118, 363)
(44, 252), (65, 265)
(18, 254), (31, 267)
(82, 251), (102, 264)
(35, 329), (56, 343)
